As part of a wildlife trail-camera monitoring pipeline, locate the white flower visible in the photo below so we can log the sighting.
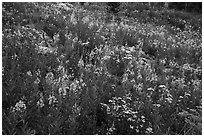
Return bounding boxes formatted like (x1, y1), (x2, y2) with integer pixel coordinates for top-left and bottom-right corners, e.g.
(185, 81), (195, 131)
(37, 99), (44, 108)
(48, 95), (58, 105)
(146, 127), (153, 134)
(13, 100), (26, 112)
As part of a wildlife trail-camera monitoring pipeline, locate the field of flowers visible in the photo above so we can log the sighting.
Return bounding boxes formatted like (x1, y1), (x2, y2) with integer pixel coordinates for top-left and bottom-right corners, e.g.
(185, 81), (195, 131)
(2, 2), (202, 135)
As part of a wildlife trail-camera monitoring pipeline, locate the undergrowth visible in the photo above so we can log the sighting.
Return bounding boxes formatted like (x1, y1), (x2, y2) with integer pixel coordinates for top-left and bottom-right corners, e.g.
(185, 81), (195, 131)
(2, 2), (202, 135)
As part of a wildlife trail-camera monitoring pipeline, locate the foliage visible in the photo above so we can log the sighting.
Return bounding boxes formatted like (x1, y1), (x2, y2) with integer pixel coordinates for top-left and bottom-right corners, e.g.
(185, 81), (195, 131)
(168, 2), (202, 13)
(2, 2), (202, 135)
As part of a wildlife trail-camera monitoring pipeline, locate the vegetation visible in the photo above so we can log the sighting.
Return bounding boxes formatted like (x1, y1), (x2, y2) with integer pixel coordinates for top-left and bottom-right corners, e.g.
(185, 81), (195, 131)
(2, 2), (202, 135)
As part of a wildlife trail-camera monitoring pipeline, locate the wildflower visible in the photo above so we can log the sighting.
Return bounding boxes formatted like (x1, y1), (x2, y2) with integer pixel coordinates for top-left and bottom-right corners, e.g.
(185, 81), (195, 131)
(146, 127), (153, 134)
(34, 78), (40, 84)
(48, 95), (58, 105)
(59, 87), (68, 96)
(37, 92), (44, 108)
(37, 98), (44, 108)
(13, 100), (26, 112)
(78, 57), (84, 67)
(46, 72), (54, 83)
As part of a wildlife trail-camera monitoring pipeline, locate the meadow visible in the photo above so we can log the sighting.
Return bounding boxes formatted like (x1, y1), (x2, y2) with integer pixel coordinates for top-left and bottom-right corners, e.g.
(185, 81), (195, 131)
(2, 2), (202, 135)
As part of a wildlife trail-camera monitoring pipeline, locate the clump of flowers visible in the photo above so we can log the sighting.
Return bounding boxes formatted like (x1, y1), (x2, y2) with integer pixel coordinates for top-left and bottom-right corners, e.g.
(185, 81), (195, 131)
(11, 99), (25, 111)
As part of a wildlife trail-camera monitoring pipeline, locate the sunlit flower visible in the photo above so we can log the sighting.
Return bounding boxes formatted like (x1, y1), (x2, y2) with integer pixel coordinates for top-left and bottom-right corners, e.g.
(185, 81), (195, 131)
(12, 100), (26, 112)
(146, 127), (153, 134)
(48, 95), (58, 105)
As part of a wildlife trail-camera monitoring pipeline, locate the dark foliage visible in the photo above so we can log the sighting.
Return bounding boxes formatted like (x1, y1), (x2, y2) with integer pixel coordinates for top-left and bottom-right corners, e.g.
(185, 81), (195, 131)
(107, 2), (120, 14)
(169, 2), (202, 13)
